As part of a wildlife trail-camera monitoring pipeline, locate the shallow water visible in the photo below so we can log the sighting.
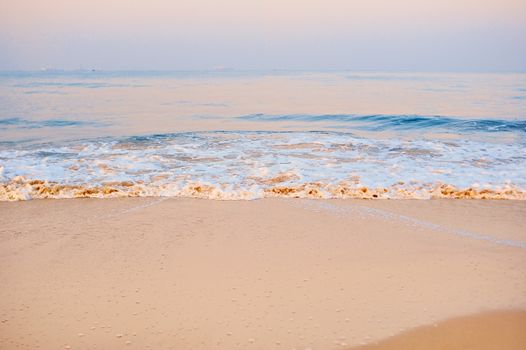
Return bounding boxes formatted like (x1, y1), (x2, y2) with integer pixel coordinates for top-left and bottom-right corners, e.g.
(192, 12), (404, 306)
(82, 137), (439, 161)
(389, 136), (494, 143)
(1, 71), (525, 200)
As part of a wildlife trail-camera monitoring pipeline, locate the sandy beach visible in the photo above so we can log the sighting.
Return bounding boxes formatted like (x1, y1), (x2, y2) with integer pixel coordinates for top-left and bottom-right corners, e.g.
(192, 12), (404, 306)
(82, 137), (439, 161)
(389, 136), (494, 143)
(3, 0), (526, 348)
(1, 198), (525, 349)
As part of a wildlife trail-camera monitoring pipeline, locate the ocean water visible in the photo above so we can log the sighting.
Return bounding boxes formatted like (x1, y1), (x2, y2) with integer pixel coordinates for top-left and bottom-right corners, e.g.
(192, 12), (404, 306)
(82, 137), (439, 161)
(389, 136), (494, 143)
(1, 71), (525, 200)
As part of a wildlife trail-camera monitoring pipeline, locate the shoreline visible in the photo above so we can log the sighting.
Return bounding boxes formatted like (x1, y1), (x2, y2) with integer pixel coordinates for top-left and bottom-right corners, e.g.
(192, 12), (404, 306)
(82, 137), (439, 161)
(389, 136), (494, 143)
(1, 198), (525, 349)
(2, 178), (526, 201)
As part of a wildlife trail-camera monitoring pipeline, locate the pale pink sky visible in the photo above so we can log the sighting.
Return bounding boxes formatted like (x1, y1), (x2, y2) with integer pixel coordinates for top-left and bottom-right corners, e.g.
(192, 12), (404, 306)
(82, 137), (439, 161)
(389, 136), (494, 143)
(1, 0), (525, 70)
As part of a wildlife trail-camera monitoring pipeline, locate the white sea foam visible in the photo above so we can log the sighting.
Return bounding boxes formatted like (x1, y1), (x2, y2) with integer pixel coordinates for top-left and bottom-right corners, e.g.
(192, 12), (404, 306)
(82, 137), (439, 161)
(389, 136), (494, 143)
(1, 131), (525, 200)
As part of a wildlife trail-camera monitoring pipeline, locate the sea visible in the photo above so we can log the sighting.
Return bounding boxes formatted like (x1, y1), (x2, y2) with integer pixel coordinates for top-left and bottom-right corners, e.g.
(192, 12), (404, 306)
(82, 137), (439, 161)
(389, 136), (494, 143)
(1, 71), (525, 200)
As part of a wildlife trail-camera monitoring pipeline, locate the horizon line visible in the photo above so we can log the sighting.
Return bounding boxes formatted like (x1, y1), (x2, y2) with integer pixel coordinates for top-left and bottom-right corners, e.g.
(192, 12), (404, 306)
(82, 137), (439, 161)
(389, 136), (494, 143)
(1, 68), (526, 74)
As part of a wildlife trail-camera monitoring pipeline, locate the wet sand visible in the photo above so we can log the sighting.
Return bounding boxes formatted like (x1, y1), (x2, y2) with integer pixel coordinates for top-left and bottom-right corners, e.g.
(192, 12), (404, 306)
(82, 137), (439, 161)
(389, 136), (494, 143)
(353, 310), (526, 350)
(0, 198), (525, 349)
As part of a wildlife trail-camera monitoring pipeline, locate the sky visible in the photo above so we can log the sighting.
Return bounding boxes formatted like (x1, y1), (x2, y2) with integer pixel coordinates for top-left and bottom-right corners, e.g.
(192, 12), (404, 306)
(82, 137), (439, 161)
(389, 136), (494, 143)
(1, 0), (525, 71)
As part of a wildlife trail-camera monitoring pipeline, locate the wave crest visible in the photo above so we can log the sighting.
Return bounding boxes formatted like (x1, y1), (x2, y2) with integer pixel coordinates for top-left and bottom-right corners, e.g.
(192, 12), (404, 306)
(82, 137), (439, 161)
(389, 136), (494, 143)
(239, 114), (526, 133)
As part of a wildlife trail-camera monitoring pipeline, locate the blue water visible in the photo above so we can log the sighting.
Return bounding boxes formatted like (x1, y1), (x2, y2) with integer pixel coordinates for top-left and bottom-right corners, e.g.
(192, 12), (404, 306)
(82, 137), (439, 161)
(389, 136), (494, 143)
(239, 114), (526, 133)
(0, 71), (525, 200)
(0, 117), (99, 129)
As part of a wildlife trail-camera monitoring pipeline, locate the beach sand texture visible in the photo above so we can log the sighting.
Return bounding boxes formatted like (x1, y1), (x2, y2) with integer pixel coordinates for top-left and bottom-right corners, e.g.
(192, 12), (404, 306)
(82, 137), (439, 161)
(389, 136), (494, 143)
(1, 198), (525, 349)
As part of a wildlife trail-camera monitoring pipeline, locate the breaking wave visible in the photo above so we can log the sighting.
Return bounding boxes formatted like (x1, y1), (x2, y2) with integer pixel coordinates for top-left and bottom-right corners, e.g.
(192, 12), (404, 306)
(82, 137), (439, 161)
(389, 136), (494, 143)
(1, 131), (525, 201)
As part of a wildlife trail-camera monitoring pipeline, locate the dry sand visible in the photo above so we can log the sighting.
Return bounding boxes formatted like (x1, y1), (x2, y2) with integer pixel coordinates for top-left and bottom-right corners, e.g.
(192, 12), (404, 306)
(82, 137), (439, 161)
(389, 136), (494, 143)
(0, 198), (525, 350)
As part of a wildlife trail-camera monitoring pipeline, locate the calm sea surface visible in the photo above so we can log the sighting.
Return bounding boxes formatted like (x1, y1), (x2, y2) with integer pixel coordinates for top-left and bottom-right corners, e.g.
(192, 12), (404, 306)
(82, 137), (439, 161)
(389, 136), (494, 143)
(1, 71), (525, 200)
